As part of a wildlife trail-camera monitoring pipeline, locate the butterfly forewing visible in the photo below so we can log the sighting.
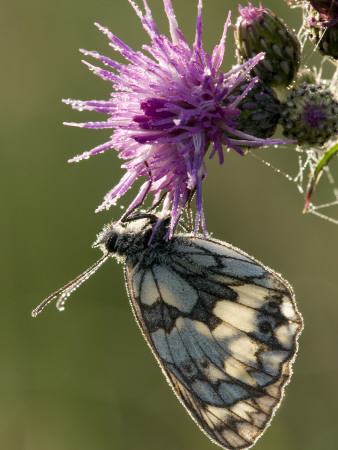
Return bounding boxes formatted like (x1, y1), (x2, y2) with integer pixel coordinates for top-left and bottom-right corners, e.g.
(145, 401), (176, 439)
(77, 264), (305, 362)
(124, 235), (303, 450)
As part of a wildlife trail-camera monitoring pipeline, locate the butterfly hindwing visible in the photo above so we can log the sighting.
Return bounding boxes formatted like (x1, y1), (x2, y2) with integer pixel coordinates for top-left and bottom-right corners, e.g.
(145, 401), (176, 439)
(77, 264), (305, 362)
(124, 235), (303, 450)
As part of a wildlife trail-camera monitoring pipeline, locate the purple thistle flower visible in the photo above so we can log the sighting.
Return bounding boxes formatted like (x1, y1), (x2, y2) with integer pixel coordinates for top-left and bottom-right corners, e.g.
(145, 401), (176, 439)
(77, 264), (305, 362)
(64, 0), (290, 239)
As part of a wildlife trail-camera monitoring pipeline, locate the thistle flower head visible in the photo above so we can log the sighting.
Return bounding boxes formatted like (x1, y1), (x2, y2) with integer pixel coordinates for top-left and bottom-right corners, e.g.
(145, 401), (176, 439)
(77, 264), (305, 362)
(235, 2), (301, 88)
(305, 4), (338, 58)
(229, 78), (281, 139)
(65, 0), (290, 239)
(308, 0), (338, 24)
(284, 0), (338, 25)
(279, 83), (338, 146)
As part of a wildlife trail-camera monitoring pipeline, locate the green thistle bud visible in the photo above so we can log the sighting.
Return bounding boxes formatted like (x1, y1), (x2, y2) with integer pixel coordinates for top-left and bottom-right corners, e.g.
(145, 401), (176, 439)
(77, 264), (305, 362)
(235, 3), (301, 88)
(305, 6), (338, 59)
(230, 79), (281, 139)
(279, 83), (338, 146)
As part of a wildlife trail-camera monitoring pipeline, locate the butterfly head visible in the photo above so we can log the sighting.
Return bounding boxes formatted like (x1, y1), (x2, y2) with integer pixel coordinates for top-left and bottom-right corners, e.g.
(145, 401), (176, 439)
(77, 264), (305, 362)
(93, 226), (120, 254)
(93, 214), (172, 259)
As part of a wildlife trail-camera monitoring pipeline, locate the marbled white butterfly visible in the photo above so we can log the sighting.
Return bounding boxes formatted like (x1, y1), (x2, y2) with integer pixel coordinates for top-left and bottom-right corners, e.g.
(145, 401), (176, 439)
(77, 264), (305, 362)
(32, 214), (303, 450)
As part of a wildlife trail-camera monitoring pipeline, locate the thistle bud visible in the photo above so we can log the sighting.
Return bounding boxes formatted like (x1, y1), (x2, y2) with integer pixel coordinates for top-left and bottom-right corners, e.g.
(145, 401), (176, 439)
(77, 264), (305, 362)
(308, 0), (338, 19)
(305, 6), (338, 59)
(230, 79), (281, 139)
(235, 3), (301, 88)
(279, 83), (338, 146)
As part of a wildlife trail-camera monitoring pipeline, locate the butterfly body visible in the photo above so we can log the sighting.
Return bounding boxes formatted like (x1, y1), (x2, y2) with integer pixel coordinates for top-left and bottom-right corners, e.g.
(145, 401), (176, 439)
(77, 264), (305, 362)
(92, 216), (303, 450)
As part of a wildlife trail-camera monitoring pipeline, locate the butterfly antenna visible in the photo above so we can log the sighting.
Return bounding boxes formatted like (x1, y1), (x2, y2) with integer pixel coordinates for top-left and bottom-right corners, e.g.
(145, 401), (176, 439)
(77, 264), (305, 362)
(31, 254), (109, 317)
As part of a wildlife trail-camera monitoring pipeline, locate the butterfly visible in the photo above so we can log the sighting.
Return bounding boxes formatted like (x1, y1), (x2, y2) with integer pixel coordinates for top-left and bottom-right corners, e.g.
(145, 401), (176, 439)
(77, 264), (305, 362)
(32, 214), (303, 450)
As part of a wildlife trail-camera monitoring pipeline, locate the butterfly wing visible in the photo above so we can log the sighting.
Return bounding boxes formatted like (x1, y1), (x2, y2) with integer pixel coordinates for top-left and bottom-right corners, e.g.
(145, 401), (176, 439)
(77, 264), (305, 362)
(124, 235), (303, 450)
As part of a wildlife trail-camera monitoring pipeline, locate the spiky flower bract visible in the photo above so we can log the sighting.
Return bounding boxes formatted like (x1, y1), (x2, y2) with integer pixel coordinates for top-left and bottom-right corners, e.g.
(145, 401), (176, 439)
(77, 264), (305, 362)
(64, 0), (290, 239)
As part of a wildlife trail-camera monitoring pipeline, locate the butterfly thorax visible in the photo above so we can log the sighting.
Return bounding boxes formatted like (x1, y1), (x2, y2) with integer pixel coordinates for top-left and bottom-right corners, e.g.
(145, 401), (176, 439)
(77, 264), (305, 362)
(95, 216), (172, 265)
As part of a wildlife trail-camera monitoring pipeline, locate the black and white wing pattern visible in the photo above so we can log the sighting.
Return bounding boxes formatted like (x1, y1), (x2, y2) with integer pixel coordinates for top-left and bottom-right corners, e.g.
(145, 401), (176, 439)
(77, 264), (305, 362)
(124, 235), (303, 450)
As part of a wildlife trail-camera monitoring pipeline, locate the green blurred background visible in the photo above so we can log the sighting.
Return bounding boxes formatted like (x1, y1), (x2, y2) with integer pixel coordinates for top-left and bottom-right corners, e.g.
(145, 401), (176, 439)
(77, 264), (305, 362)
(1, 0), (338, 449)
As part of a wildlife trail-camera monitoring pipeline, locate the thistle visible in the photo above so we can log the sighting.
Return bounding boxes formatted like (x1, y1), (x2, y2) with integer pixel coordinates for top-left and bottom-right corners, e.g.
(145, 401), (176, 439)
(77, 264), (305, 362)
(308, 0), (338, 23)
(235, 3), (301, 88)
(64, 0), (290, 239)
(229, 78), (281, 139)
(279, 83), (338, 146)
(305, 4), (338, 59)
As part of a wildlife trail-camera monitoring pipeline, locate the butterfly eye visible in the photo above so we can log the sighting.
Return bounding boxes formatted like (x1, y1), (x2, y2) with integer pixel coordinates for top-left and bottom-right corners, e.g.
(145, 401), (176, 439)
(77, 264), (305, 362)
(103, 230), (119, 253)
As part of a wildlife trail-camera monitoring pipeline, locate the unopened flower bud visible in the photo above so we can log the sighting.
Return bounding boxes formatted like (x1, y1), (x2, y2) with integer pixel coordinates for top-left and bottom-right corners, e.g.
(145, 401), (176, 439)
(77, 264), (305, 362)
(279, 83), (338, 146)
(308, 0), (338, 20)
(235, 3), (301, 87)
(230, 79), (281, 138)
(305, 6), (338, 59)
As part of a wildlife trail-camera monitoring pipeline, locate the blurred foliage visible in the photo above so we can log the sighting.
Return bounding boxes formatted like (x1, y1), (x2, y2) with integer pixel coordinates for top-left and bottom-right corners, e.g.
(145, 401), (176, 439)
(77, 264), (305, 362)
(1, 1), (337, 449)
